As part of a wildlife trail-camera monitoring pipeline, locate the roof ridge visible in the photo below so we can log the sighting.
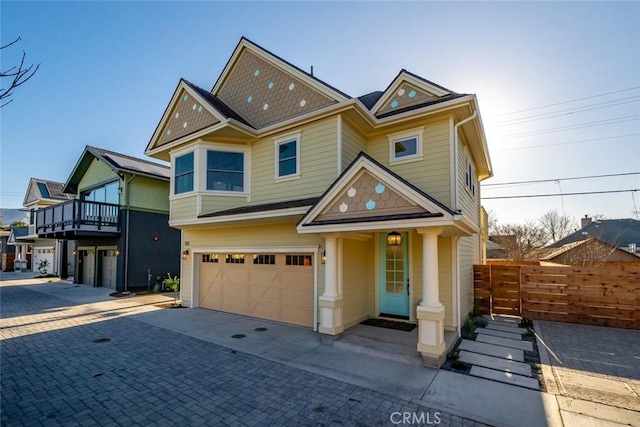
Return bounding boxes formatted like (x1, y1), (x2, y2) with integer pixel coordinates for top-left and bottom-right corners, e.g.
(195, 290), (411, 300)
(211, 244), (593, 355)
(87, 146), (169, 169)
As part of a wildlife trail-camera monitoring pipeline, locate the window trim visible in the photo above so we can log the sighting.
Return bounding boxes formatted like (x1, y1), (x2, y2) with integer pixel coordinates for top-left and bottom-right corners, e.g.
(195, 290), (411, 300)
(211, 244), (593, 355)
(387, 127), (424, 165)
(464, 153), (477, 197)
(274, 132), (301, 182)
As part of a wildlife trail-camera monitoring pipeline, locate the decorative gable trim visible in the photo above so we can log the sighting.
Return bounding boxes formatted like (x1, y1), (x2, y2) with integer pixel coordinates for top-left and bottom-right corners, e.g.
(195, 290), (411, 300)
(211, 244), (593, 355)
(371, 70), (454, 117)
(298, 152), (456, 232)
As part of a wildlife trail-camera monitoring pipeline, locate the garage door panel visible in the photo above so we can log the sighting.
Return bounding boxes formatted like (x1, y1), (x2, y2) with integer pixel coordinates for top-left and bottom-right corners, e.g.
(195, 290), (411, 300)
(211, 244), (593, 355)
(199, 253), (314, 328)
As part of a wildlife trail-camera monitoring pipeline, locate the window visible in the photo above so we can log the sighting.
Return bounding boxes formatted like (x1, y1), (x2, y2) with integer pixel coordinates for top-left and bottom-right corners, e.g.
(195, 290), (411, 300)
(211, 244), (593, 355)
(207, 151), (244, 192)
(387, 127), (424, 164)
(175, 152), (194, 194)
(286, 254), (312, 266)
(83, 181), (119, 204)
(277, 140), (298, 178)
(225, 254), (245, 264)
(465, 157), (476, 196)
(253, 254), (276, 265)
(202, 254), (219, 263)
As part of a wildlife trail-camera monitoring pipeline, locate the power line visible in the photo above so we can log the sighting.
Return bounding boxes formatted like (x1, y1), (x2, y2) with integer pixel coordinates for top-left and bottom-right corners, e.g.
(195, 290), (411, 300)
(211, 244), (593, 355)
(493, 87), (640, 117)
(483, 172), (640, 188)
(493, 133), (640, 152)
(501, 115), (640, 139)
(482, 189), (638, 200)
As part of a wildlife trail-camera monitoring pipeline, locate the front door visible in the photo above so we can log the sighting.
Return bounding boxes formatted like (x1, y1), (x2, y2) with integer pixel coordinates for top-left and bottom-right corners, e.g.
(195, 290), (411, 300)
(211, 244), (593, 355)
(379, 232), (409, 317)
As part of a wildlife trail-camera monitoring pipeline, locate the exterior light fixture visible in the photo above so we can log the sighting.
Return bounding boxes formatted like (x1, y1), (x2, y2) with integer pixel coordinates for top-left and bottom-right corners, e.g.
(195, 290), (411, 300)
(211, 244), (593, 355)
(115, 248), (121, 256)
(182, 250), (189, 259)
(72, 250), (77, 256)
(387, 231), (402, 246)
(321, 250), (326, 264)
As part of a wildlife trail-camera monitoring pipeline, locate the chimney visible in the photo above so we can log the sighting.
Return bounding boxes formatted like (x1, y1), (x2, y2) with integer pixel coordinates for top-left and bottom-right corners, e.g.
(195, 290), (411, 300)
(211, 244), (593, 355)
(581, 215), (592, 228)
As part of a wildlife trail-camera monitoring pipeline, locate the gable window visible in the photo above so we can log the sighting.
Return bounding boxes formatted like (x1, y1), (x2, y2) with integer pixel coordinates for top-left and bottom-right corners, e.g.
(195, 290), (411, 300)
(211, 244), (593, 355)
(274, 132), (301, 181)
(207, 150), (244, 192)
(174, 152), (194, 194)
(387, 127), (424, 164)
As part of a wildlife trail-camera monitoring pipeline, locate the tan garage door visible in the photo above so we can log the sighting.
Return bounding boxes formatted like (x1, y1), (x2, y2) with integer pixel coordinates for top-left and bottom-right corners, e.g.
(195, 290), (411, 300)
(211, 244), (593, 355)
(199, 253), (314, 327)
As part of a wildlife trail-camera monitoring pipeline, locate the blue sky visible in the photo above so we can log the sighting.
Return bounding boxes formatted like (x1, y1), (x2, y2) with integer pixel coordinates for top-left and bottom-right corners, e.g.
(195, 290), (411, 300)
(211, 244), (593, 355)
(1, 1), (639, 225)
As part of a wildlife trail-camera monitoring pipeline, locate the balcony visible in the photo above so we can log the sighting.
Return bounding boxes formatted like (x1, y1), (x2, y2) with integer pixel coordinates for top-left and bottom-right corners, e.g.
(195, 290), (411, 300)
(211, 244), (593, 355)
(35, 200), (120, 239)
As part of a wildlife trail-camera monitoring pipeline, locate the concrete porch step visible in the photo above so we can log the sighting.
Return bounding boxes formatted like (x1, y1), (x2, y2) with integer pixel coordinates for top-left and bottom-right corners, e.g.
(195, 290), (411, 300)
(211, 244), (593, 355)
(458, 339), (525, 362)
(470, 365), (540, 390)
(486, 319), (522, 329)
(482, 314), (521, 325)
(485, 324), (528, 334)
(476, 327), (523, 341)
(476, 334), (534, 352)
(458, 351), (533, 377)
(332, 334), (423, 367)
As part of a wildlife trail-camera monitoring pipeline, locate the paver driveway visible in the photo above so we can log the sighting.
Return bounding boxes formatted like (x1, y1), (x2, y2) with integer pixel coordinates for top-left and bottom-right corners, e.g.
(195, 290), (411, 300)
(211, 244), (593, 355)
(0, 284), (482, 426)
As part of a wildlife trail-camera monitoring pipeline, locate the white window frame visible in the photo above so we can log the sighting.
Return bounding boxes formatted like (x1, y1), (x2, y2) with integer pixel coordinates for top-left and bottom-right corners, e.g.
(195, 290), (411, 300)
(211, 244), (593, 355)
(274, 131), (301, 182)
(465, 153), (476, 197)
(387, 127), (424, 165)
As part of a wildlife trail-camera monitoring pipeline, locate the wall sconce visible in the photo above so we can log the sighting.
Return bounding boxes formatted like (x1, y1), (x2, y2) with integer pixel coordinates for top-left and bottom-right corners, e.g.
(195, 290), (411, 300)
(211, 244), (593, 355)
(115, 248), (121, 256)
(321, 250), (326, 264)
(182, 250), (189, 259)
(72, 250), (77, 256)
(387, 231), (402, 246)
(153, 237), (159, 242)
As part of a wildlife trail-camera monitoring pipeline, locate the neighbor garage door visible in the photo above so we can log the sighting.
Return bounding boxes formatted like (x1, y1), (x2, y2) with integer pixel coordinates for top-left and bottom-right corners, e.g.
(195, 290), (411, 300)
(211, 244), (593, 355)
(199, 253), (314, 327)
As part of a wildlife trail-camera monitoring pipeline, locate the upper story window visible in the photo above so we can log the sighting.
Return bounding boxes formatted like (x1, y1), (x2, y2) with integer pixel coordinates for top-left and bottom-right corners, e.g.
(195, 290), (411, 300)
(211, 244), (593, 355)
(207, 150), (244, 192)
(387, 127), (424, 164)
(465, 156), (476, 196)
(175, 152), (194, 194)
(274, 132), (301, 181)
(83, 181), (119, 204)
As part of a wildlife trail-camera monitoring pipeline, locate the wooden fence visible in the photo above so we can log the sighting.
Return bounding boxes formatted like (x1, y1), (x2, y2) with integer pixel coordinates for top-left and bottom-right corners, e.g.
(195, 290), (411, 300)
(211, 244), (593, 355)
(474, 264), (640, 330)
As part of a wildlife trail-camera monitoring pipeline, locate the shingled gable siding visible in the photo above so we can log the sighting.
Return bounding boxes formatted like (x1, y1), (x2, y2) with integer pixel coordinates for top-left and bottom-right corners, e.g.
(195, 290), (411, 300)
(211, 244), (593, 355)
(251, 117), (338, 204)
(127, 177), (170, 213)
(78, 159), (120, 198)
(180, 222), (323, 307)
(341, 119), (367, 172)
(365, 117), (452, 207)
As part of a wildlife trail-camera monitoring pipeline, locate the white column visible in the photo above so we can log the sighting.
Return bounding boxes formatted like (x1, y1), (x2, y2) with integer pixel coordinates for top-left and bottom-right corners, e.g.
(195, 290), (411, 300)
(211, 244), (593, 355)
(323, 236), (338, 297)
(421, 231), (442, 308)
(319, 235), (343, 336)
(20, 245), (27, 271)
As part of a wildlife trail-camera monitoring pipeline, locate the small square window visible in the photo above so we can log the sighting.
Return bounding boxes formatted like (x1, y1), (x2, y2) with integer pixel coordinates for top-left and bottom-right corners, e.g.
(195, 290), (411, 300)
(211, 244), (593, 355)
(387, 127), (424, 164)
(286, 254), (312, 266)
(253, 254), (276, 265)
(394, 137), (418, 159)
(202, 254), (219, 263)
(225, 254), (245, 264)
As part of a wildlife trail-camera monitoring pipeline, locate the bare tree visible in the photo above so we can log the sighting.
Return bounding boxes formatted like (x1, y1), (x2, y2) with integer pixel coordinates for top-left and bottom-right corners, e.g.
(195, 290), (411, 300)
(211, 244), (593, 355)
(492, 221), (548, 261)
(1, 37), (40, 108)
(539, 209), (576, 244)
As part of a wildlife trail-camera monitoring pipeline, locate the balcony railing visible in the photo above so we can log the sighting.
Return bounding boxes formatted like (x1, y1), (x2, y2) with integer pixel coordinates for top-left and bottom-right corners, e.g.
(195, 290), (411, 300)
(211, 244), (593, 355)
(35, 200), (120, 238)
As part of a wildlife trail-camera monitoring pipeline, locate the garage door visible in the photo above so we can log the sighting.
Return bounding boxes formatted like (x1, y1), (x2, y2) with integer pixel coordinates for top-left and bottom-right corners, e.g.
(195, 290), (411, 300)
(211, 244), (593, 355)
(100, 250), (117, 289)
(33, 248), (54, 275)
(199, 253), (314, 327)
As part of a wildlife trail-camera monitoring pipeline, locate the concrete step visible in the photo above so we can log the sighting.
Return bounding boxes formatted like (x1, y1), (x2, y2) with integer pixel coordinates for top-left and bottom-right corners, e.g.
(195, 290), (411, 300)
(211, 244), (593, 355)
(485, 324), (528, 334)
(470, 366), (540, 390)
(458, 339), (524, 362)
(333, 334), (423, 367)
(476, 334), (534, 352)
(486, 319), (522, 329)
(476, 327), (523, 341)
(483, 314), (521, 325)
(458, 351), (533, 377)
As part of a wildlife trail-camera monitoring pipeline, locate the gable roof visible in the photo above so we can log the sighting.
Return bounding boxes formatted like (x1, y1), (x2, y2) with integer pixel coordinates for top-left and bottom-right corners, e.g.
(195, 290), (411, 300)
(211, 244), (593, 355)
(23, 178), (75, 206)
(541, 237), (640, 262)
(547, 218), (640, 249)
(298, 152), (461, 233)
(64, 146), (170, 194)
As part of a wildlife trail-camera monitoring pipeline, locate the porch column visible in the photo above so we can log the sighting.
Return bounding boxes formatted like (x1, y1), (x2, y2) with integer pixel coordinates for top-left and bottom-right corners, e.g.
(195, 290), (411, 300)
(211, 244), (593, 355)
(319, 235), (343, 335)
(20, 245), (27, 271)
(416, 228), (446, 368)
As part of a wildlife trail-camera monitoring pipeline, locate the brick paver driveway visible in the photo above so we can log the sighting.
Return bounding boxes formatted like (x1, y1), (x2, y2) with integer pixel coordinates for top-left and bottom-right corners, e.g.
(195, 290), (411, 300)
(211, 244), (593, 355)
(1, 285), (480, 426)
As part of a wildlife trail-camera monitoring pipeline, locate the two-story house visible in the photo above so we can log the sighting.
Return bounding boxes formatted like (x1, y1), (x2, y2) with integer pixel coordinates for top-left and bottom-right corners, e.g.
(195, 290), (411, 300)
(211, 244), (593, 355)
(145, 38), (492, 367)
(33, 146), (180, 290)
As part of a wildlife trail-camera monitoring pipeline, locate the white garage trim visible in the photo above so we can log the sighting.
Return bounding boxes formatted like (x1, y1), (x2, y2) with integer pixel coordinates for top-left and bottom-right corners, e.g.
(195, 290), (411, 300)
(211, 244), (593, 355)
(190, 245), (319, 331)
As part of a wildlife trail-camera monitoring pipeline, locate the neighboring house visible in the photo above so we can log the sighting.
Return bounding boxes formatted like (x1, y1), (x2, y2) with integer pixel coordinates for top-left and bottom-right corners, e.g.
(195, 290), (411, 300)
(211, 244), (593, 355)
(32, 146), (180, 290)
(17, 178), (76, 276)
(542, 237), (640, 265)
(7, 227), (30, 271)
(145, 38), (492, 367)
(486, 235), (513, 260)
(547, 216), (640, 258)
(1, 229), (15, 271)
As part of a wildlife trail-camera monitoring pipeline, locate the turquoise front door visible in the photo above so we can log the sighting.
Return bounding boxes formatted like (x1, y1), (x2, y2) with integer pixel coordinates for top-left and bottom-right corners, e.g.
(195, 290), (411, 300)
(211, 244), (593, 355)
(379, 232), (409, 317)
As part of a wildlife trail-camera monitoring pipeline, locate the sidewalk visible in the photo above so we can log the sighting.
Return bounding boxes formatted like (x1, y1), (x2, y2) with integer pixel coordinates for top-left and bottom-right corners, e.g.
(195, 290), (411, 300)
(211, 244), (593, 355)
(0, 277), (568, 426)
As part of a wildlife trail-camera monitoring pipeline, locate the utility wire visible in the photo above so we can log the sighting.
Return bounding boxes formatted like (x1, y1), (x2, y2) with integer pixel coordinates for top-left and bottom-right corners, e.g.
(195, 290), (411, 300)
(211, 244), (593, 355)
(483, 172), (640, 188)
(482, 189), (638, 200)
(493, 87), (640, 117)
(493, 133), (640, 152)
(501, 115), (640, 139)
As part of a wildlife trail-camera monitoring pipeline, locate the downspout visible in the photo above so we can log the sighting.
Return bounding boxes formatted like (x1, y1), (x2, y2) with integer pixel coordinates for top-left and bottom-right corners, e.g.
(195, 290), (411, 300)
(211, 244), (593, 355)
(123, 174), (135, 291)
(453, 111), (477, 212)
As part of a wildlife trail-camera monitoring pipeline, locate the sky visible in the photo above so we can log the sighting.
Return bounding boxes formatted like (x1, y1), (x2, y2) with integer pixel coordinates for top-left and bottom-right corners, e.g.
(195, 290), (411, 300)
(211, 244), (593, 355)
(1, 1), (639, 226)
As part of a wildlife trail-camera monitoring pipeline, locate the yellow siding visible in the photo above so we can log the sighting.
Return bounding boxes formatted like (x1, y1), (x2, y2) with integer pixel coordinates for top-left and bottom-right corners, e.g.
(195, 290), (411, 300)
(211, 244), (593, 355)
(200, 195), (247, 216)
(251, 118), (338, 204)
(342, 238), (375, 327)
(341, 118), (367, 171)
(366, 118), (452, 207)
(457, 141), (480, 225)
(458, 234), (480, 319)
(127, 176), (170, 213)
(78, 159), (120, 195)
(170, 196), (198, 222)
